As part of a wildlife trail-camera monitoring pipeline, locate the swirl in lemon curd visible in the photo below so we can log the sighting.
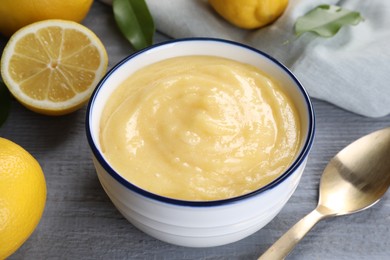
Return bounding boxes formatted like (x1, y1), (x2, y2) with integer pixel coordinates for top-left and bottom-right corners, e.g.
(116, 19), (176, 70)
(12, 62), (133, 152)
(100, 56), (300, 201)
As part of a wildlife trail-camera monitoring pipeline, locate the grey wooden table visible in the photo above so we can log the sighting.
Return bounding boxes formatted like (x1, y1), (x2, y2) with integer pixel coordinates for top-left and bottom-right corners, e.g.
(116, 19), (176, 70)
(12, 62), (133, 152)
(1, 2), (390, 259)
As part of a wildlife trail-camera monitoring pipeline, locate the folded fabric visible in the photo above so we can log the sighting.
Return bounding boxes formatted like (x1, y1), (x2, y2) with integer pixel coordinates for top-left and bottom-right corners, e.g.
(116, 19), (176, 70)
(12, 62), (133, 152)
(145, 0), (390, 117)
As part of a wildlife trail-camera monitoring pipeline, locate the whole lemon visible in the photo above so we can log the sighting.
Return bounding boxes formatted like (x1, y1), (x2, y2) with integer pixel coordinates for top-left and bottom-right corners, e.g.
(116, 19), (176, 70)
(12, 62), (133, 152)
(0, 138), (47, 259)
(0, 0), (93, 37)
(209, 0), (289, 29)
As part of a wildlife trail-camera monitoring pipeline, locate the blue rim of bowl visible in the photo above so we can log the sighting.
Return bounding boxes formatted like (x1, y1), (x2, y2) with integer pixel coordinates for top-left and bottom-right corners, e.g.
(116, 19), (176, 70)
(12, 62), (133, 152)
(86, 37), (315, 207)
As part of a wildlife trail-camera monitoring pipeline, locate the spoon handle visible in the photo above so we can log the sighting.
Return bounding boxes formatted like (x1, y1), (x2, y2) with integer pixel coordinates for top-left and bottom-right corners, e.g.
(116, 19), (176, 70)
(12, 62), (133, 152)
(258, 208), (325, 260)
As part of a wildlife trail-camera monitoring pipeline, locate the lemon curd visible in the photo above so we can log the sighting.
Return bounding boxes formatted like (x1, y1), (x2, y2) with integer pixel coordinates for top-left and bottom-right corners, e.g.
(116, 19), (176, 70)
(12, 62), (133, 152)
(100, 56), (300, 201)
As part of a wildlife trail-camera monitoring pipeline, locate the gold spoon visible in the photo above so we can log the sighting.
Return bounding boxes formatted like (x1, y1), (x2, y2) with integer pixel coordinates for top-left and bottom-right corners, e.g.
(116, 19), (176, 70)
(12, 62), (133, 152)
(259, 127), (390, 259)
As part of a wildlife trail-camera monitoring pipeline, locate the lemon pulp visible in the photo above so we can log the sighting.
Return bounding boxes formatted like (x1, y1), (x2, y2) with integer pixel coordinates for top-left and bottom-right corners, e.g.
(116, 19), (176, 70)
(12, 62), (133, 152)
(1, 19), (108, 115)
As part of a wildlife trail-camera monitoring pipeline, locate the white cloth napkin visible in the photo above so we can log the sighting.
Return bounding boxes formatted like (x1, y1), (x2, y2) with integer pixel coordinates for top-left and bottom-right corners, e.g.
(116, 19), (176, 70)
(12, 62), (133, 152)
(144, 0), (390, 117)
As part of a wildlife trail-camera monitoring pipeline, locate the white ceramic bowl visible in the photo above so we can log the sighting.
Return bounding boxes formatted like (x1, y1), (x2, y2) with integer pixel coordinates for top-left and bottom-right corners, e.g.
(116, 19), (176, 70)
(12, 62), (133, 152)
(86, 38), (315, 248)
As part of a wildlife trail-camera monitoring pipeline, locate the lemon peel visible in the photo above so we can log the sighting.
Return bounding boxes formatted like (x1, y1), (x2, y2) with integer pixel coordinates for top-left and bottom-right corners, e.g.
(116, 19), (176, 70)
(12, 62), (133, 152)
(209, 0), (289, 29)
(0, 137), (46, 259)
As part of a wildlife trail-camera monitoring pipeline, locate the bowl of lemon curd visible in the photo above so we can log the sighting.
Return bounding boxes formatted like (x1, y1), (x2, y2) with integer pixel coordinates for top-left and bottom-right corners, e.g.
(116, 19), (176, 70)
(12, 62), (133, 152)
(86, 38), (315, 247)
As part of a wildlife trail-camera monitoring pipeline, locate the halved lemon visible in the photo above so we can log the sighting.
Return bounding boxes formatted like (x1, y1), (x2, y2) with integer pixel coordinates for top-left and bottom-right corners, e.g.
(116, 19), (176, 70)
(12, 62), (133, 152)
(1, 19), (108, 115)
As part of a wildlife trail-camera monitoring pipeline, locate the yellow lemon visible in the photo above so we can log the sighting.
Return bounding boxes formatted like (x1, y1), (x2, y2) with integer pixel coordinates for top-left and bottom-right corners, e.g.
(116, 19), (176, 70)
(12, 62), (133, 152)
(0, 0), (93, 37)
(1, 19), (108, 116)
(0, 137), (46, 259)
(209, 0), (289, 29)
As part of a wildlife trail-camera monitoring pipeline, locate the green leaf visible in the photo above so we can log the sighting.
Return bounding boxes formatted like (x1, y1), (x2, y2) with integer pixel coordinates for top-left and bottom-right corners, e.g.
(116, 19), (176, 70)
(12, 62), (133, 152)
(0, 78), (11, 127)
(113, 0), (155, 50)
(295, 5), (364, 37)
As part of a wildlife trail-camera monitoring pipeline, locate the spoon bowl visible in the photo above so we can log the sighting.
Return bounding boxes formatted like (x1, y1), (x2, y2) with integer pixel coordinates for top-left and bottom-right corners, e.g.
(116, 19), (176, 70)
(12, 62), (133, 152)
(318, 127), (390, 215)
(259, 127), (390, 259)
